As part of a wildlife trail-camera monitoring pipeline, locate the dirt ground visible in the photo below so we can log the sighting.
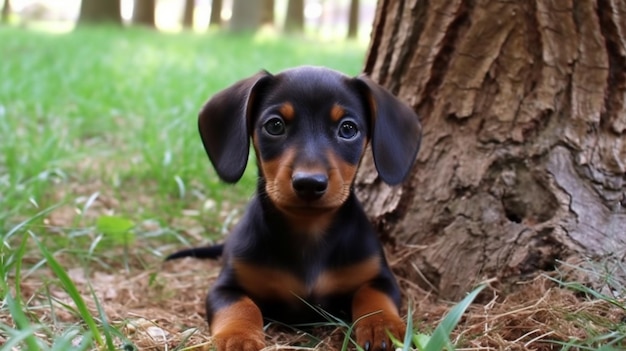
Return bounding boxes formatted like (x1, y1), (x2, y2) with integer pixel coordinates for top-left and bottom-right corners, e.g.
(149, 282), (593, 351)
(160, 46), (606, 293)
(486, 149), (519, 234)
(7, 247), (625, 351)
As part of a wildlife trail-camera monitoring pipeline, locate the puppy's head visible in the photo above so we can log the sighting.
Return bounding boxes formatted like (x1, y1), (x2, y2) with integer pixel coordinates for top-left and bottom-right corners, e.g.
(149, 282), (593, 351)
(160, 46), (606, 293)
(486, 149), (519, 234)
(198, 66), (421, 215)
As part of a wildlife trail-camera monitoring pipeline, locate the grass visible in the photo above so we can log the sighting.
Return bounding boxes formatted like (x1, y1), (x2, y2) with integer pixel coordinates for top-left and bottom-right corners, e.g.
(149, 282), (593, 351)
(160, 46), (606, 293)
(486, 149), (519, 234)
(0, 24), (367, 350)
(0, 25), (365, 230)
(548, 258), (626, 350)
(408, 284), (486, 351)
(1, 24), (625, 351)
(0, 24), (366, 250)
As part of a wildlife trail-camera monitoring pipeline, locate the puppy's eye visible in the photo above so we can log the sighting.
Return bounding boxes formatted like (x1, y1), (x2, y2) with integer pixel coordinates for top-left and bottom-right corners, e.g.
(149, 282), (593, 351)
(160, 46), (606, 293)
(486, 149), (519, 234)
(338, 120), (358, 139)
(264, 117), (285, 136)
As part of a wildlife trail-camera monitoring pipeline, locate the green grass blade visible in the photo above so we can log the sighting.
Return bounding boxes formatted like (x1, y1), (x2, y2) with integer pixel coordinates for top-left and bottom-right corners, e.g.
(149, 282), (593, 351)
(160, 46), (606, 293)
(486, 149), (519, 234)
(386, 302), (415, 351)
(425, 284), (486, 351)
(12, 233), (29, 308)
(0, 233), (40, 350)
(289, 293), (364, 350)
(340, 321), (358, 351)
(31, 232), (104, 347)
(50, 328), (92, 351)
(88, 283), (117, 350)
(548, 276), (626, 311)
(0, 324), (40, 351)
(2, 294), (41, 350)
(402, 302), (414, 351)
(3, 204), (61, 243)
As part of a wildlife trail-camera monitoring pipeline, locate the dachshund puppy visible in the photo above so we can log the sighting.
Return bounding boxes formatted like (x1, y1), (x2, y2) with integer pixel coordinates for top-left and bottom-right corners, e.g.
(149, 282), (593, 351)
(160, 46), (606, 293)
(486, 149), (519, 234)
(168, 66), (422, 351)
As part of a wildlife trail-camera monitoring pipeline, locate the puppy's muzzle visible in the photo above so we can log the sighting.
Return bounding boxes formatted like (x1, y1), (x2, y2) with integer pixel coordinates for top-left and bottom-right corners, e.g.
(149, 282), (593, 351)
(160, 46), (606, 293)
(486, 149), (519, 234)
(292, 171), (328, 201)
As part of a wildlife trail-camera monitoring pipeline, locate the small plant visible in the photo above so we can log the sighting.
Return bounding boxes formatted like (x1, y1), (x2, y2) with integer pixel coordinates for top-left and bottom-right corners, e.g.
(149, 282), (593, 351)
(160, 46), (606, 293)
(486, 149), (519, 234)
(390, 284), (486, 351)
(283, 285), (485, 351)
(95, 214), (136, 270)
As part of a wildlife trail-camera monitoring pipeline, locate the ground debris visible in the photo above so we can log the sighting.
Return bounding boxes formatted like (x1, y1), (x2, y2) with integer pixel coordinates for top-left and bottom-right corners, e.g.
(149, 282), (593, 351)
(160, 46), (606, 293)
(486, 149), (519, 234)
(8, 251), (624, 350)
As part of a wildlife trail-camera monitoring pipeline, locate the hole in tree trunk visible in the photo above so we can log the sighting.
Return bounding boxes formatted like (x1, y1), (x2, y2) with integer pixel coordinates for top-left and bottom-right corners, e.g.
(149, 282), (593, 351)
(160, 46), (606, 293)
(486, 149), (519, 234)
(489, 160), (559, 225)
(503, 203), (523, 223)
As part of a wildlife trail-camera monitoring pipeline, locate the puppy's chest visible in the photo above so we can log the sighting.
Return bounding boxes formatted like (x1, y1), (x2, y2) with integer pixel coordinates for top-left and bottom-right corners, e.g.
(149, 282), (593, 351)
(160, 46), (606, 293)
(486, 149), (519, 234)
(232, 255), (380, 302)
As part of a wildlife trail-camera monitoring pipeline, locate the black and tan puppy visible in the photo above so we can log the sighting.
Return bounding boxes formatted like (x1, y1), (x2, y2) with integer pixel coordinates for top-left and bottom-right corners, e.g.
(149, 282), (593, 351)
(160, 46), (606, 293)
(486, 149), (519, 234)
(168, 66), (422, 351)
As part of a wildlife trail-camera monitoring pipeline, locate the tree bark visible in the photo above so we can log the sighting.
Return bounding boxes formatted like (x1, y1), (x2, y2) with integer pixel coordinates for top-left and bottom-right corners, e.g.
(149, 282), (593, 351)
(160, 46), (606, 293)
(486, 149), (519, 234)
(356, 0), (626, 300)
(284, 0), (304, 33)
(78, 0), (122, 24)
(132, 0), (156, 28)
(347, 0), (359, 39)
(209, 0), (222, 28)
(182, 0), (195, 28)
(229, 0), (262, 33)
(1, 0), (11, 23)
(261, 0), (275, 27)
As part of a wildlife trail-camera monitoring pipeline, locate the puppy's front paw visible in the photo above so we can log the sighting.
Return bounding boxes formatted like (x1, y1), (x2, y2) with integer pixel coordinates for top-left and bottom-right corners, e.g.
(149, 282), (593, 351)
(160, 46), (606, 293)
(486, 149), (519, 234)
(211, 330), (265, 351)
(354, 314), (405, 351)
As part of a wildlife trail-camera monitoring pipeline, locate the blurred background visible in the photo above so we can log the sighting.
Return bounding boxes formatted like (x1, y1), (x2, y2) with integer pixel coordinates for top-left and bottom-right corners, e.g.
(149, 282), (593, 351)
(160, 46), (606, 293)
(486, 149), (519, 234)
(0, 0), (377, 40)
(0, 0), (373, 252)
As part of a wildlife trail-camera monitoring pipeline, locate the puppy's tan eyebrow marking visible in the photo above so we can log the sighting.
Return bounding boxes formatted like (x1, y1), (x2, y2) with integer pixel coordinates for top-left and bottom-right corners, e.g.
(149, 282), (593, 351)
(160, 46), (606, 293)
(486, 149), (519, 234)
(330, 104), (345, 122)
(279, 102), (295, 121)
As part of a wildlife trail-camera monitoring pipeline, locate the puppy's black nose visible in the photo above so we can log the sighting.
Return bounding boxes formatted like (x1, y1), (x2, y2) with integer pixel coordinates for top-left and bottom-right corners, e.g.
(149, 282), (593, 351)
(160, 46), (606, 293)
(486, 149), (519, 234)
(292, 172), (328, 201)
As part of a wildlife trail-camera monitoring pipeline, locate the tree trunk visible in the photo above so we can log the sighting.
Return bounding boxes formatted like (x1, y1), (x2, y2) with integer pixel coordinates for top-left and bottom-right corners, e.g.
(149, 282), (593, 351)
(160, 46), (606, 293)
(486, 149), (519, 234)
(132, 0), (156, 27)
(356, 0), (626, 300)
(347, 0), (359, 39)
(182, 0), (194, 28)
(1, 0), (11, 23)
(209, 0), (222, 27)
(284, 0), (304, 34)
(78, 0), (122, 24)
(261, 0), (275, 27)
(229, 0), (262, 33)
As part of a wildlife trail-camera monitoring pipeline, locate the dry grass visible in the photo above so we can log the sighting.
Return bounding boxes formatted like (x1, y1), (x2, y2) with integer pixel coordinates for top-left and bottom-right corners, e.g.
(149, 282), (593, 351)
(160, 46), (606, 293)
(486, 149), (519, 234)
(456, 277), (623, 350)
(5, 237), (625, 350)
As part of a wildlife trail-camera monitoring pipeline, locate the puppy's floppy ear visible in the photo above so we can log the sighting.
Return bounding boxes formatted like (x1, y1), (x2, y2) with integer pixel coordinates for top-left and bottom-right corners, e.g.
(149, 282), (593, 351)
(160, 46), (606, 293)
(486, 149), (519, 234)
(355, 75), (422, 185)
(198, 70), (272, 183)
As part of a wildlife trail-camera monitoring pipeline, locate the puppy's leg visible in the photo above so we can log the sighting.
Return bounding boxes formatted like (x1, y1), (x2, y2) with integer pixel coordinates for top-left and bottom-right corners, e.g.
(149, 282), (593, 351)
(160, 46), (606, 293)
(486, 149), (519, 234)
(352, 284), (406, 351)
(209, 295), (265, 351)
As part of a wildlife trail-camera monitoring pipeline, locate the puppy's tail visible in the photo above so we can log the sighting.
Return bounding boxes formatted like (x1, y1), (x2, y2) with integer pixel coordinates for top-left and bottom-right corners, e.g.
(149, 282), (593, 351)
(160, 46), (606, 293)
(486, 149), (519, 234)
(165, 244), (224, 260)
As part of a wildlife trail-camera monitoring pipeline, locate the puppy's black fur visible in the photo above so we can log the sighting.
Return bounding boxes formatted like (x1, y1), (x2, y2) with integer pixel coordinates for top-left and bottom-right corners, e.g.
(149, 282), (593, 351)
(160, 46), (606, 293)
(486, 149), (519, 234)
(167, 66), (421, 351)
